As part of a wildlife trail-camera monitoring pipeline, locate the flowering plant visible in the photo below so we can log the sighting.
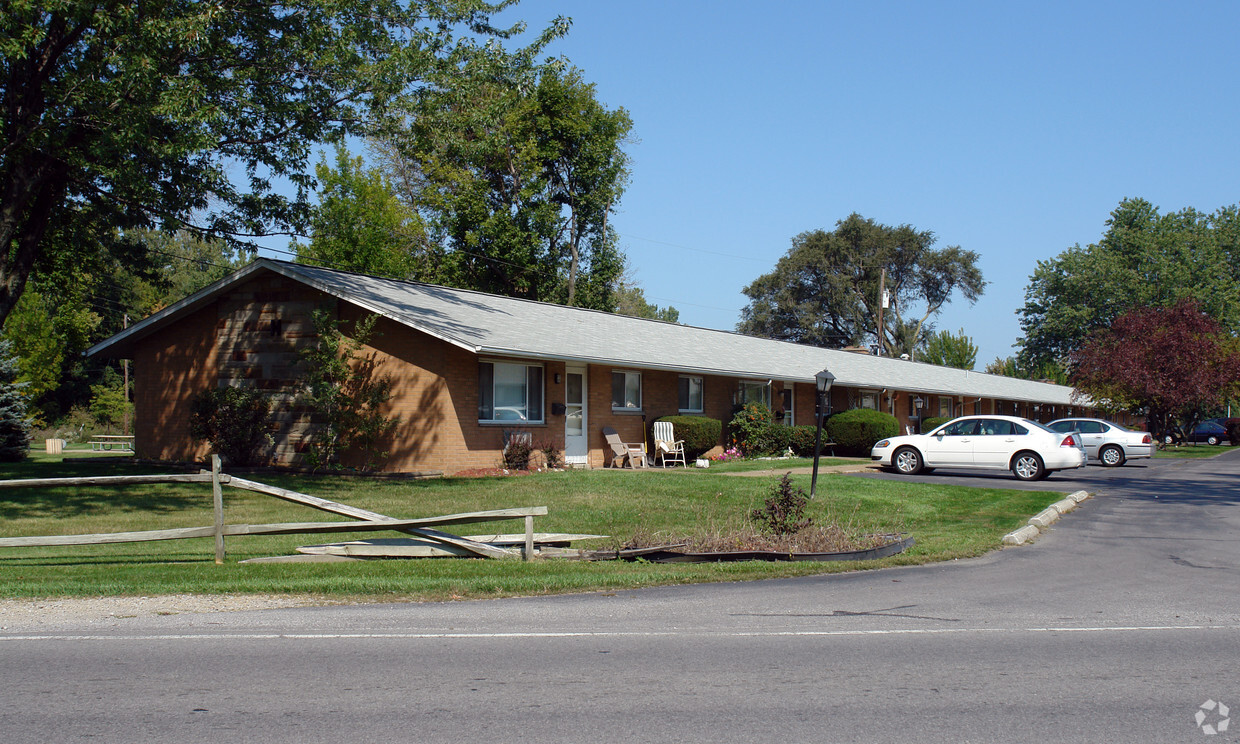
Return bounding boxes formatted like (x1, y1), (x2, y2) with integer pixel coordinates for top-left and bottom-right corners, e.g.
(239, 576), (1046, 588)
(712, 446), (744, 462)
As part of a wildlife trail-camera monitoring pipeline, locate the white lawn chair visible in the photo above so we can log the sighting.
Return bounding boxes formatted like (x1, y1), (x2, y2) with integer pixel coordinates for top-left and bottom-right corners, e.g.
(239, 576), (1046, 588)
(652, 421), (687, 467)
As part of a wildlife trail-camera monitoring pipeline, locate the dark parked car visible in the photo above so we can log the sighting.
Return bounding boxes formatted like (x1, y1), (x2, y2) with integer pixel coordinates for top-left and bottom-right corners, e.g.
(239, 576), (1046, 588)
(1186, 421), (1229, 445)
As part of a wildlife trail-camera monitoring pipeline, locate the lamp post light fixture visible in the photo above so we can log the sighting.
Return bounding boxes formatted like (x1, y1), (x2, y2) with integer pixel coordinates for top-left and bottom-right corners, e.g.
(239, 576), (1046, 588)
(809, 368), (836, 500)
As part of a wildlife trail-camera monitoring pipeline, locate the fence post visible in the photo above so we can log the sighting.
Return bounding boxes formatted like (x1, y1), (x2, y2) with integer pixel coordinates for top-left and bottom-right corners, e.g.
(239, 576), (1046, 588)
(524, 514), (534, 561)
(212, 455), (225, 564)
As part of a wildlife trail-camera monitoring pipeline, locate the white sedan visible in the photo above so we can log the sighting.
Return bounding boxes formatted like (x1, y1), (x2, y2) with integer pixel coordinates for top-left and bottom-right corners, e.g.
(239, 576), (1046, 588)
(871, 415), (1087, 481)
(1046, 418), (1155, 466)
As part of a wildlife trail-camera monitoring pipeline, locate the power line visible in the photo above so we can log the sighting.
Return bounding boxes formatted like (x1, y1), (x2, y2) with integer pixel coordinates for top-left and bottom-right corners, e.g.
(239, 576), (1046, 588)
(618, 232), (770, 263)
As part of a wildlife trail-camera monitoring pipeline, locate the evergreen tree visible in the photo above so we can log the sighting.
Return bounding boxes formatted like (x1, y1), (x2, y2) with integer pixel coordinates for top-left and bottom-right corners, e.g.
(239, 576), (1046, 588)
(0, 340), (31, 461)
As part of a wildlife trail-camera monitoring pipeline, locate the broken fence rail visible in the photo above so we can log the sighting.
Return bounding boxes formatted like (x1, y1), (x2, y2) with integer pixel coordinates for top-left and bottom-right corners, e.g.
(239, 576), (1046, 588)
(0, 456), (546, 562)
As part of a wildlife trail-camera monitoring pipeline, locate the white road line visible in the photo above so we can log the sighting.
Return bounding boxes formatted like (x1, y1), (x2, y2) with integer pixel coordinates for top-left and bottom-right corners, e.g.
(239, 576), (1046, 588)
(0, 624), (1236, 642)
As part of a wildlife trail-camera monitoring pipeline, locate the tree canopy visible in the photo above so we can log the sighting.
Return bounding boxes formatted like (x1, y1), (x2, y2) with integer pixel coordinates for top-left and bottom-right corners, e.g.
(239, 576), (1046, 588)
(738, 214), (984, 354)
(2, 229), (247, 424)
(614, 280), (679, 323)
(375, 63), (632, 310)
(1070, 299), (1240, 435)
(1017, 198), (1240, 371)
(0, 0), (559, 326)
(295, 144), (428, 279)
(920, 328), (978, 370)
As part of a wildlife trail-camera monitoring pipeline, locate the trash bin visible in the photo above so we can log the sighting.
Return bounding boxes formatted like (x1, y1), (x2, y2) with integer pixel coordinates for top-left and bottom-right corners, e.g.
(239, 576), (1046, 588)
(45, 438), (64, 454)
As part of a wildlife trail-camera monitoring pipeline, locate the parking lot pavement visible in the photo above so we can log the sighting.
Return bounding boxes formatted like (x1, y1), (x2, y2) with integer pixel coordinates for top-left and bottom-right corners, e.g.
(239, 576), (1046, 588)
(845, 449), (1239, 493)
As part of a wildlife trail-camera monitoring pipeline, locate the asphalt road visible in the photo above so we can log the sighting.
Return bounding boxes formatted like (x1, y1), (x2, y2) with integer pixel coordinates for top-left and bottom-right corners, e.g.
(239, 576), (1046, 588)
(2, 451), (1238, 743)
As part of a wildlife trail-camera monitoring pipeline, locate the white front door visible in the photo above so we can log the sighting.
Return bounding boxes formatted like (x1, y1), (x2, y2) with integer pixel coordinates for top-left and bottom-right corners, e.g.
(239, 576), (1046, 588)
(564, 366), (588, 465)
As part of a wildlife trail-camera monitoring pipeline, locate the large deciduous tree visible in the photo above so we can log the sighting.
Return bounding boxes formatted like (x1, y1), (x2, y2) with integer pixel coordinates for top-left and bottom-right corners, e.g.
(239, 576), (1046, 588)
(1017, 198), (1240, 372)
(296, 144), (429, 280)
(738, 214), (984, 354)
(920, 328), (978, 370)
(380, 64), (631, 310)
(0, 0), (557, 327)
(614, 281), (679, 323)
(1070, 299), (1240, 436)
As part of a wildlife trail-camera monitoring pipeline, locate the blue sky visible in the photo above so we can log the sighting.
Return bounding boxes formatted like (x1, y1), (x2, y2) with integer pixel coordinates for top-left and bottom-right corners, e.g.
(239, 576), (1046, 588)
(470, 0), (1240, 368)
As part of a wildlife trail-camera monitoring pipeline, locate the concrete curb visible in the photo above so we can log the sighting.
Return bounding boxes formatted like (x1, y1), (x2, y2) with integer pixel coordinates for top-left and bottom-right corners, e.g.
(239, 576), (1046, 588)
(1049, 498), (1077, 515)
(1001, 491), (1092, 547)
(1028, 507), (1061, 528)
(1002, 524), (1041, 546)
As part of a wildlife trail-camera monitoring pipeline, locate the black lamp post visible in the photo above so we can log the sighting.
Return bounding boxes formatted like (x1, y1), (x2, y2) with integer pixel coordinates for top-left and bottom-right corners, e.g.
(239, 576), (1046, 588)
(809, 368), (836, 500)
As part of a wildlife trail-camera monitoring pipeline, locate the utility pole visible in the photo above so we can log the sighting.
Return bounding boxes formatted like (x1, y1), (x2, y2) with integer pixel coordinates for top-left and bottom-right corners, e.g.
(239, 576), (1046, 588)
(122, 313), (130, 436)
(876, 268), (887, 356)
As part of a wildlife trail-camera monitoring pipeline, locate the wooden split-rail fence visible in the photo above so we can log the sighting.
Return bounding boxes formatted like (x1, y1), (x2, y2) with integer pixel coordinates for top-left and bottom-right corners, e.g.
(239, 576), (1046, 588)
(0, 456), (546, 563)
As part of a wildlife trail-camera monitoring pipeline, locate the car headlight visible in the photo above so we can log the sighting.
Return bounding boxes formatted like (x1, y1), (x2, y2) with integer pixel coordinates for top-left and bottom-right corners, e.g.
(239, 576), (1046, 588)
(874, 440), (890, 448)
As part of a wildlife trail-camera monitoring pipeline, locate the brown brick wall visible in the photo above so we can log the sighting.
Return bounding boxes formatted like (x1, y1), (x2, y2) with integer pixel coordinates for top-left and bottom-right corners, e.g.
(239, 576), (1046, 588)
(133, 300), (219, 462)
(129, 268), (1094, 473)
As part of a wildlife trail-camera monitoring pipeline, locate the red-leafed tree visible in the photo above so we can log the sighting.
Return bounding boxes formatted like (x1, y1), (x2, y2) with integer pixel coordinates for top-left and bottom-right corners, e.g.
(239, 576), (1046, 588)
(1070, 299), (1240, 437)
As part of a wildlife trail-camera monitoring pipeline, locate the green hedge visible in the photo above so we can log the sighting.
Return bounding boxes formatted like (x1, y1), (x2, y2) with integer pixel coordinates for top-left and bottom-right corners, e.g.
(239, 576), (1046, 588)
(656, 415), (722, 460)
(920, 416), (952, 433)
(788, 425), (820, 456)
(825, 408), (900, 456)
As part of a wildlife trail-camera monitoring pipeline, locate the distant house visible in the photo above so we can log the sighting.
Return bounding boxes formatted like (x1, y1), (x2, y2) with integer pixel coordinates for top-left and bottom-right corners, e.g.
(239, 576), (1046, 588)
(87, 259), (1097, 473)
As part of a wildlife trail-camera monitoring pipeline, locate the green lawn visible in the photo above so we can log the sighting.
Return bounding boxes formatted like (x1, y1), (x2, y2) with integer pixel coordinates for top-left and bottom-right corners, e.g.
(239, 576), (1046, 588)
(0, 453), (1068, 601)
(1155, 444), (1234, 459)
(687, 455), (864, 473)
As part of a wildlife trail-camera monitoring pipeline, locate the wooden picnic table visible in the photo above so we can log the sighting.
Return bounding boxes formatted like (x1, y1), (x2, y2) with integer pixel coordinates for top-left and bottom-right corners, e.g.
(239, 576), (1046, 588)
(90, 435), (134, 452)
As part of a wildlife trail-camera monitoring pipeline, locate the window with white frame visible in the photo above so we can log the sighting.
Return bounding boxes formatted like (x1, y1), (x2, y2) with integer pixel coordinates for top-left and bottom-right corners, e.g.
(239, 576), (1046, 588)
(612, 370), (642, 411)
(478, 361), (544, 423)
(738, 380), (771, 408)
(678, 375), (703, 413)
(859, 391), (879, 410)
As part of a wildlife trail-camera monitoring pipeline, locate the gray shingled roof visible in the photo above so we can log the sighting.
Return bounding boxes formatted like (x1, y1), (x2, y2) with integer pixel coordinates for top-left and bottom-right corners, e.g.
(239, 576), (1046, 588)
(88, 259), (1082, 405)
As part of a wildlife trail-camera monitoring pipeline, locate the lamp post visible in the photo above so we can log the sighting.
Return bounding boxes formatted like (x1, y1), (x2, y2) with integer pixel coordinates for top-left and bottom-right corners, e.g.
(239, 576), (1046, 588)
(809, 368), (836, 500)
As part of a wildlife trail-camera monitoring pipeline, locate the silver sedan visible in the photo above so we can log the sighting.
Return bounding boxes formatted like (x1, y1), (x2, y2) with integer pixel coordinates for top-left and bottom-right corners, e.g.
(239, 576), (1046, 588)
(1046, 418), (1155, 467)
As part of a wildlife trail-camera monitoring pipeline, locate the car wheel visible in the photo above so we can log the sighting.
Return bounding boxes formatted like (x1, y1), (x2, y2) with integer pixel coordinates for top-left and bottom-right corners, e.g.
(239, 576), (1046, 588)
(893, 446), (923, 475)
(1099, 445), (1125, 467)
(1208, 435), (1220, 446)
(1011, 452), (1045, 481)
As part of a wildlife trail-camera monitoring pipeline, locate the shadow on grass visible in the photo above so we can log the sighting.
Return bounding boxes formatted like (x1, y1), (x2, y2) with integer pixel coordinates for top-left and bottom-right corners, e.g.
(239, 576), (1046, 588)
(0, 554), (220, 567)
(0, 457), (205, 520)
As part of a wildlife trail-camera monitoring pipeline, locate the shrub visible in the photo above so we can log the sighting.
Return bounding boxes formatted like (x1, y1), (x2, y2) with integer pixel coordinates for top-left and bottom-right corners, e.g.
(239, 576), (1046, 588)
(750, 473), (813, 535)
(756, 428), (788, 456)
(825, 408), (900, 456)
(190, 386), (272, 466)
(728, 403), (775, 455)
(920, 416), (951, 433)
(299, 310), (399, 472)
(502, 430), (533, 470)
(534, 437), (562, 469)
(788, 425), (820, 456)
(656, 415), (722, 460)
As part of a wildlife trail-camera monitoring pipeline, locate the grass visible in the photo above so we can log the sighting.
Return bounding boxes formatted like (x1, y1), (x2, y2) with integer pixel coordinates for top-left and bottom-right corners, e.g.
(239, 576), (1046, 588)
(691, 455), (864, 473)
(1155, 444), (1234, 459)
(0, 452), (1068, 602)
